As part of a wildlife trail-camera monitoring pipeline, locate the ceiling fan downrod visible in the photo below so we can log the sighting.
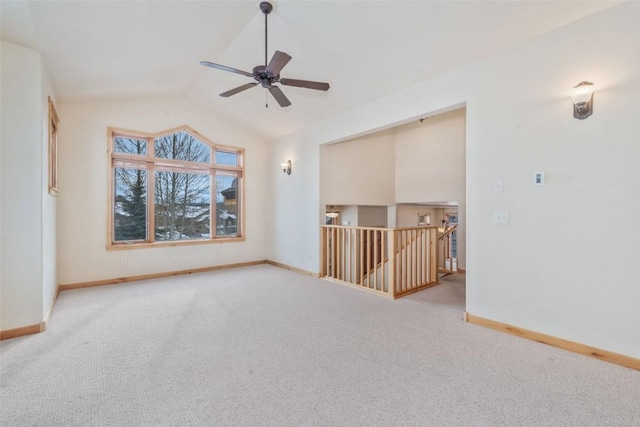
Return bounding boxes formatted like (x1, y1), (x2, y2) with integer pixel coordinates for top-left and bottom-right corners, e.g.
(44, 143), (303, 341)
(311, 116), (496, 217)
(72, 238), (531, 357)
(260, 2), (273, 68)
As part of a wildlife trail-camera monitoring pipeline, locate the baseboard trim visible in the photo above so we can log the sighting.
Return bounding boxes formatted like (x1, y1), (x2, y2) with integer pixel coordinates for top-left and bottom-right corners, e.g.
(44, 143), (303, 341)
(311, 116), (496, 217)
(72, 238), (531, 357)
(44, 285), (61, 323)
(457, 268), (466, 274)
(465, 313), (640, 371)
(1, 322), (46, 340)
(59, 260), (268, 291)
(265, 260), (319, 278)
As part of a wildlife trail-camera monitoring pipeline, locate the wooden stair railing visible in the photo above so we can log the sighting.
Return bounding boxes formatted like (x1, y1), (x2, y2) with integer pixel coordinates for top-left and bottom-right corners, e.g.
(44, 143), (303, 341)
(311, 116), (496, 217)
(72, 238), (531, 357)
(320, 225), (439, 299)
(438, 224), (458, 274)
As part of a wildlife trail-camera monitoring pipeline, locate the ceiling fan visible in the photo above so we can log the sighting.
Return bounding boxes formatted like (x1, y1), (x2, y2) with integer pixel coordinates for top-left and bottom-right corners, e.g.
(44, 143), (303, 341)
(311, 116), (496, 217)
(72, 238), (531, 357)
(200, 1), (330, 108)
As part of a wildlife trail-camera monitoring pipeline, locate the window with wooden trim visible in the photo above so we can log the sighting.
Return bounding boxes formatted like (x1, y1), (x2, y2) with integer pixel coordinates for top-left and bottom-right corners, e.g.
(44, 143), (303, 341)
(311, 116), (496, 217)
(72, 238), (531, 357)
(108, 126), (244, 248)
(48, 97), (59, 195)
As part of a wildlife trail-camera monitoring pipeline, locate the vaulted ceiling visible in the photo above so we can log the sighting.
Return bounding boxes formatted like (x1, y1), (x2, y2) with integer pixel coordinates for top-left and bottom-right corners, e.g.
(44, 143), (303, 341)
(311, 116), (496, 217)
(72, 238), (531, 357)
(1, 1), (619, 140)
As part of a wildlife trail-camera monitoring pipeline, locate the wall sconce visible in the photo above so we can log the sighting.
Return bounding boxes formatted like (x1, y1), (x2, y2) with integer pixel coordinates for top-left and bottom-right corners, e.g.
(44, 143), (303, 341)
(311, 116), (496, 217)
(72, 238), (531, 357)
(325, 205), (340, 218)
(570, 81), (595, 120)
(280, 160), (292, 175)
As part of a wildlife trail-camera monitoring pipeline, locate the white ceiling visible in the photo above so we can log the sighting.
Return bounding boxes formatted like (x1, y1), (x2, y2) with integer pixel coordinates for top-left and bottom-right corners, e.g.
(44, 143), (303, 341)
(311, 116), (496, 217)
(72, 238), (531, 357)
(1, 0), (619, 140)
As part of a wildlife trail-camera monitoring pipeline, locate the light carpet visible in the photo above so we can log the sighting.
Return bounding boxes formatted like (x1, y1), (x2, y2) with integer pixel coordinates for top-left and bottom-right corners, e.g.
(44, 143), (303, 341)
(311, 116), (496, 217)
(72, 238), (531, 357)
(1, 265), (638, 426)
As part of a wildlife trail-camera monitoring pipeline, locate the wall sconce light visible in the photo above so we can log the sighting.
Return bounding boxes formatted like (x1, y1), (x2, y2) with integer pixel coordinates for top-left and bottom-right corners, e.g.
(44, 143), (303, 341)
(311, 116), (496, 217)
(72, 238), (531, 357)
(280, 160), (292, 175)
(570, 81), (595, 120)
(325, 205), (340, 218)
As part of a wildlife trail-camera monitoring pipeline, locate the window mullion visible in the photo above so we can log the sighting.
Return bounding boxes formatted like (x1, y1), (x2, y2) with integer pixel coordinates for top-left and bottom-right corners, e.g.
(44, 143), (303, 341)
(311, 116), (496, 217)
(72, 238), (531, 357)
(148, 137), (155, 243)
(210, 174), (215, 241)
(148, 137), (155, 160)
(148, 163), (155, 243)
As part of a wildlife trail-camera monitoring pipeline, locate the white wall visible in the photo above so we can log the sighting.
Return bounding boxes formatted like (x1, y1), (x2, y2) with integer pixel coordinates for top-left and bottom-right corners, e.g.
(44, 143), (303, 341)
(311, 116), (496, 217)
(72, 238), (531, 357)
(463, 4), (639, 358)
(1, 41), (44, 329)
(395, 108), (466, 267)
(57, 97), (268, 284)
(320, 129), (395, 206)
(267, 136), (321, 270)
(268, 3), (640, 358)
(41, 69), (57, 320)
(336, 205), (358, 226)
(386, 206), (396, 228)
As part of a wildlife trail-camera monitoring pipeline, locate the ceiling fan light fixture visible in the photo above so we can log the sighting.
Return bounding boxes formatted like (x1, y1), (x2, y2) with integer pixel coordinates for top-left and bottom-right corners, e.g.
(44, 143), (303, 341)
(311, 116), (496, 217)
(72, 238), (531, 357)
(326, 205), (340, 219)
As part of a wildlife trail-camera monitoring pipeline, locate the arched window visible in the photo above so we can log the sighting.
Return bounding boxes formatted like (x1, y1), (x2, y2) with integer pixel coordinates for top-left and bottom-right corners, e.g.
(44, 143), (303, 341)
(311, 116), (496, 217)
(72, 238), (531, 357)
(108, 126), (243, 248)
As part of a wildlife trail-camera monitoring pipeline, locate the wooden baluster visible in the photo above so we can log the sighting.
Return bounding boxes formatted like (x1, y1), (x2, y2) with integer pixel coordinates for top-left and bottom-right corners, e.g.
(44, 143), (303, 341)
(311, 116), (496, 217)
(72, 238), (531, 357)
(327, 228), (332, 278)
(346, 228), (350, 283)
(417, 229), (422, 285)
(402, 230), (409, 291)
(341, 228), (345, 281)
(381, 230), (386, 293)
(411, 229), (416, 289)
(409, 230), (412, 290)
(321, 227), (326, 277)
(423, 229), (427, 284)
(408, 230), (412, 289)
(420, 231), (424, 284)
(343, 228), (347, 282)
(367, 229), (372, 289)
(337, 228), (342, 280)
(373, 230), (379, 291)
(431, 229), (438, 283)
(350, 228), (355, 284)
(359, 229), (364, 286)
(398, 231), (402, 294)
(327, 227), (331, 278)
(388, 230), (396, 298)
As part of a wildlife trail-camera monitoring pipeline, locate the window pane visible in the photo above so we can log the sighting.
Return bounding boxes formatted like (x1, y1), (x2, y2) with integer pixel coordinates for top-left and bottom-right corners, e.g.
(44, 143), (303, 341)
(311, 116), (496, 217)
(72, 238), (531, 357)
(154, 131), (211, 164)
(114, 137), (147, 155)
(114, 168), (147, 241)
(215, 174), (239, 237)
(154, 171), (210, 241)
(215, 151), (238, 166)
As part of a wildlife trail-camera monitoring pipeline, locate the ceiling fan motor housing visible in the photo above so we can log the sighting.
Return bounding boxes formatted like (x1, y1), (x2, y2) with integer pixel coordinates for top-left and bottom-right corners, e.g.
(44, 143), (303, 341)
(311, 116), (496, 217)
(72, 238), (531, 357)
(252, 65), (278, 88)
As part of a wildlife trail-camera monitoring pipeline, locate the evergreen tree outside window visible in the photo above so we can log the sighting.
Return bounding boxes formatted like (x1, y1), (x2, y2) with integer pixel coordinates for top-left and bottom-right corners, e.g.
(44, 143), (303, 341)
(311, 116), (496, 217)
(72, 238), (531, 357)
(108, 126), (244, 248)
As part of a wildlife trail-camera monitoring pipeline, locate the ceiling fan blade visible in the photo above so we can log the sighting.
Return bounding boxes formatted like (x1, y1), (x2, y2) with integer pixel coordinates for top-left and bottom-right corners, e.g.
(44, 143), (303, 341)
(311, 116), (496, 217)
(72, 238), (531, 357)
(220, 83), (258, 97)
(268, 86), (292, 107)
(265, 51), (292, 76)
(200, 61), (254, 78)
(280, 78), (330, 91)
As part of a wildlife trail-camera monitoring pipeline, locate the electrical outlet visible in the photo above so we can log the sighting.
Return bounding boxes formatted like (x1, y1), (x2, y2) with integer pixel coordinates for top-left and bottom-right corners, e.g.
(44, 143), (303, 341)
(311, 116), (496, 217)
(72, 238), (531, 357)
(493, 211), (509, 224)
(120, 258), (127, 265)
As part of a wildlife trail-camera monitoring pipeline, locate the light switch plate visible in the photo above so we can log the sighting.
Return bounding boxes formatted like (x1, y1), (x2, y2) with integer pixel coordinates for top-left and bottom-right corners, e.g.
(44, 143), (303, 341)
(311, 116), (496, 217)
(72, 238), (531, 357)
(494, 179), (504, 192)
(533, 171), (545, 185)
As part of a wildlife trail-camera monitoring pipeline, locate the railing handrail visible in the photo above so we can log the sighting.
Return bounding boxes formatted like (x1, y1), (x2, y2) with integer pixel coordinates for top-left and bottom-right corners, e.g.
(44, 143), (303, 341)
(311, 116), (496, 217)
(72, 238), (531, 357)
(320, 224), (439, 232)
(438, 224), (458, 239)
